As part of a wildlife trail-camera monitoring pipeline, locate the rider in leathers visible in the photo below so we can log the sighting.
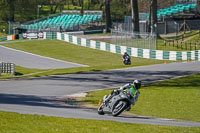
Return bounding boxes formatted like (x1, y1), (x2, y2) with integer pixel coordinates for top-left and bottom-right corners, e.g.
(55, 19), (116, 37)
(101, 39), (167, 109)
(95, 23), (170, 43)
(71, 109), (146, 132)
(105, 80), (141, 111)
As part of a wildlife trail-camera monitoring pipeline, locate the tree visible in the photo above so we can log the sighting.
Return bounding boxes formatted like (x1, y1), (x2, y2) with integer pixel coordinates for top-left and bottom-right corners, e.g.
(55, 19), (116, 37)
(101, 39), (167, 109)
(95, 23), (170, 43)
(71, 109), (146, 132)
(131, 0), (139, 33)
(151, 0), (157, 34)
(8, 0), (15, 21)
(81, 0), (84, 15)
(105, 0), (112, 32)
(49, 0), (66, 14)
(87, 0), (90, 10)
(150, 0), (160, 38)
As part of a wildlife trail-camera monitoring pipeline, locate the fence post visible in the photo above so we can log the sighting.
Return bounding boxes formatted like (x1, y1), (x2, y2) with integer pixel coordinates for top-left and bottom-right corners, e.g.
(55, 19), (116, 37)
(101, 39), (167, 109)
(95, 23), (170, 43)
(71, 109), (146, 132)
(177, 41), (179, 49)
(12, 64), (15, 75)
(181, 42), (183, 49)
(185, 42), (187, 50)
(195, 43), (196, 51)
(182, 34), (184, 41)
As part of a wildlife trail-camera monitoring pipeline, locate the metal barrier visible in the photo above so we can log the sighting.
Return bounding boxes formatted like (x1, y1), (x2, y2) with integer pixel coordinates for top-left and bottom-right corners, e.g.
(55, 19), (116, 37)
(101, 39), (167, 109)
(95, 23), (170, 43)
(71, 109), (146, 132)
(111, 29), (157, 50)
(0, 62), (15, 75)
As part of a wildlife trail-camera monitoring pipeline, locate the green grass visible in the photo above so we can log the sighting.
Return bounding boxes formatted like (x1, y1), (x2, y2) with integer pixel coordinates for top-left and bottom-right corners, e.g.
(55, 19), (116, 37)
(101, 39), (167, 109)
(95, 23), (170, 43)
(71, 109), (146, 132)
(0, 39), (165, 78)
(108, 30), (200, 51)
(0, 66), (48, 79)
(0, 32), (7, 38)
(158, 31), (200, 51)
(84, 73), (200, 122)
(157, 39), (200, 51)
(162, 30), (200, 41)
(0, 111), (199, 133)
(187, 34), (200, 43)
(156, 39), (188, 51)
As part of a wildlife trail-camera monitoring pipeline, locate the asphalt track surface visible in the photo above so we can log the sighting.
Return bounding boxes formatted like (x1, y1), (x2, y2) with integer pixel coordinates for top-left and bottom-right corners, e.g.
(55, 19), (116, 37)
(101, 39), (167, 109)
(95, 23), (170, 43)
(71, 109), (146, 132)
(0, 43), (87, 69)
(1, 60), (200, 127)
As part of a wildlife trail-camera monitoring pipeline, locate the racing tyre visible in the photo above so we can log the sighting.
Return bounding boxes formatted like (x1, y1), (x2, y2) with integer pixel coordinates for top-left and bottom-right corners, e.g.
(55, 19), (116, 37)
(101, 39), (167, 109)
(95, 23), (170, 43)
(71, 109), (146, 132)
(112, 101), (128, 116)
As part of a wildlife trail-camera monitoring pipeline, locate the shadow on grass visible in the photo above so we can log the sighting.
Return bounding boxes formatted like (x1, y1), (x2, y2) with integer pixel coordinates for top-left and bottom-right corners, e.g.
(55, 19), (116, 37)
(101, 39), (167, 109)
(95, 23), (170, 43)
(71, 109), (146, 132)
(15, 72), (23, 76)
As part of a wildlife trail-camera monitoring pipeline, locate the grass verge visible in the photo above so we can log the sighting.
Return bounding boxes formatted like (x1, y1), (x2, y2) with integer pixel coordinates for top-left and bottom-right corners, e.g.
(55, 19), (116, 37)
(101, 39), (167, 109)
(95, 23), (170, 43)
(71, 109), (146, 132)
(84, 73), (200, 122)
(0, 32), (7, 38)
(0, 39), (166, 78)
(0, 111), (199, 133)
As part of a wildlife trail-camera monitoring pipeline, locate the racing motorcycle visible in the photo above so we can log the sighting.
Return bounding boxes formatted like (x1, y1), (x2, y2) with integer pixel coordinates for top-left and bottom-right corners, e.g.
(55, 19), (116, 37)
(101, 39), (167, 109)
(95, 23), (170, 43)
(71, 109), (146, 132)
(123, 55), (131, 65)
(98, 90), (135, 116)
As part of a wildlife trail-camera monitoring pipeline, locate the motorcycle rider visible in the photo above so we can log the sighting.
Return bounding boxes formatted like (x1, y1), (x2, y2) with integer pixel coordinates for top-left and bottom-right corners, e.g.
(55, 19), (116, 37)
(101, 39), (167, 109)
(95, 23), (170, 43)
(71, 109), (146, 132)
(123, 52), (131, 65)
(104, 80), (141, 110)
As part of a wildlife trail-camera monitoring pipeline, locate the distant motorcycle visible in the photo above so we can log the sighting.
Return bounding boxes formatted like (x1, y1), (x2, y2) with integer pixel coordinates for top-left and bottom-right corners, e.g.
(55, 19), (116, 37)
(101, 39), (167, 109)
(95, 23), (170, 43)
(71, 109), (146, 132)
(98, 90), (135, 116)
(123, 56), (131, 65)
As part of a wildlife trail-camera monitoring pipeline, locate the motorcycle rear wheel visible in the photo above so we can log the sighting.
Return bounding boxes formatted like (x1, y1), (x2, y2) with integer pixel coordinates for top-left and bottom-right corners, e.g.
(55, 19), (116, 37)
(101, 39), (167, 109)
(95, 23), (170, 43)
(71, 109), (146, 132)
(112, 101), (128, 116)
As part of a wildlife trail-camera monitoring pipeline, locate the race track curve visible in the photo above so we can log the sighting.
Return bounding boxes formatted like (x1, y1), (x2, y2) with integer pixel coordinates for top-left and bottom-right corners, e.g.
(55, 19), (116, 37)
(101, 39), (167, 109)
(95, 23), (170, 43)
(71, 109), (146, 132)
(1, 61), (200, 127)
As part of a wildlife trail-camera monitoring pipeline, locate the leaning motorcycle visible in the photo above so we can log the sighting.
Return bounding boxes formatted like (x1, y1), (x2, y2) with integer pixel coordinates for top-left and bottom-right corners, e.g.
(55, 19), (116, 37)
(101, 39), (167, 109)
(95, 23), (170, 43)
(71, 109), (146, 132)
(123, 56), (131, 65)
(98, 90), (135, 116)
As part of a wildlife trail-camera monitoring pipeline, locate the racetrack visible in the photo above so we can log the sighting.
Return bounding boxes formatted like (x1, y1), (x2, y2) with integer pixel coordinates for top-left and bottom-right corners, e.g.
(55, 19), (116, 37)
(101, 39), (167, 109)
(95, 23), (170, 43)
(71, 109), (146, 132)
(0, 44), (88, 69)
(0, 61), (200, 127)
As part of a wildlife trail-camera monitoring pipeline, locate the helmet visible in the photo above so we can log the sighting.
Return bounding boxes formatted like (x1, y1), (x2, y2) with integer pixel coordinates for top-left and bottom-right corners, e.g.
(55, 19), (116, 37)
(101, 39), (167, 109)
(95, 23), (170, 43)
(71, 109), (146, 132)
(133, 80), (141, 90)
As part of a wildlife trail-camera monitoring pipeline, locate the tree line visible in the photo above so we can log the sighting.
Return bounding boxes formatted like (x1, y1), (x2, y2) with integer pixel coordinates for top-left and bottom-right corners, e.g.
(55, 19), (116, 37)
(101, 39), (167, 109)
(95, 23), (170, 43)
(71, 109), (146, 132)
(0, 0), (176, 33)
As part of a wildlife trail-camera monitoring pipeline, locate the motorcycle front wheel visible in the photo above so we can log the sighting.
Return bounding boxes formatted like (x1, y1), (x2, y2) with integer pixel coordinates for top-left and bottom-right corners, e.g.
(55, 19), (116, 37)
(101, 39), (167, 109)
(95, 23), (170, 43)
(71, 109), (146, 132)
(98, 104), (105, 115)
(112, 101), (128, 116)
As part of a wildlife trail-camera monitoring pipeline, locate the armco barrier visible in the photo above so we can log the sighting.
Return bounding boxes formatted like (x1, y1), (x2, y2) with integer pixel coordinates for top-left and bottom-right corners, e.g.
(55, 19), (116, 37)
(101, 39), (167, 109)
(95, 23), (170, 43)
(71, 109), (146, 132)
(0, 62), (15, 75)
(45, 32), (57, 39)
(57, 32), (200, 61)
(0, 36), (7, 41)
(0, 35), (16, 41)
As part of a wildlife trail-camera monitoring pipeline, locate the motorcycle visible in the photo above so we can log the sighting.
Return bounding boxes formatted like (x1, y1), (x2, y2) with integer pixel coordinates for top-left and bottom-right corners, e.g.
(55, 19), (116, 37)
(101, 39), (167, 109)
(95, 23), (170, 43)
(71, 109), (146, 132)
(123, 55), (131, 65)
(98, 90), (135, 116)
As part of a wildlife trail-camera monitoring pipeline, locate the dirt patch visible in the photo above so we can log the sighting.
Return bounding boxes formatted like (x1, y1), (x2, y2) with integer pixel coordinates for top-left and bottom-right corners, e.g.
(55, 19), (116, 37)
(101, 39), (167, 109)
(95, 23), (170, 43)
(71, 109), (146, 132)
(92, 38), (111, 43)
